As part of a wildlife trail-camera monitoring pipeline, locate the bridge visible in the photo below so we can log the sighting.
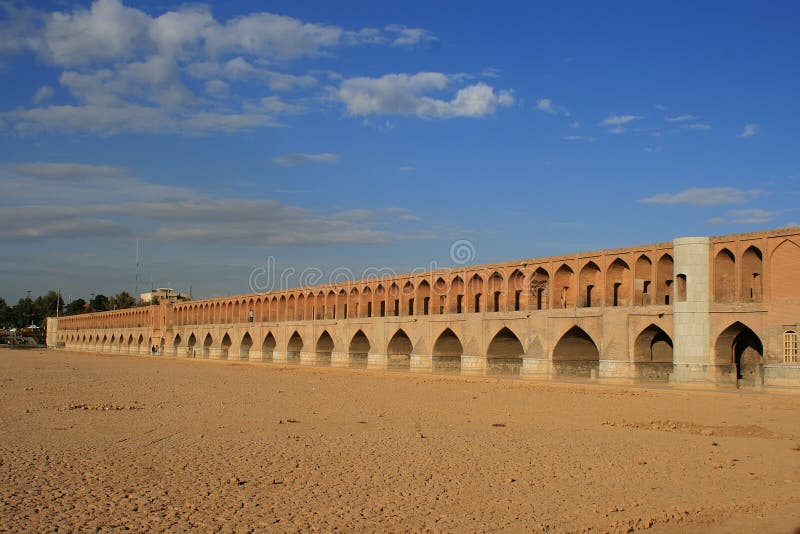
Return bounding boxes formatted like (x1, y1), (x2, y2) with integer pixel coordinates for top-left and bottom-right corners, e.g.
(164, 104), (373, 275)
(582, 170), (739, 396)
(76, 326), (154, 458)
(47, 227), (800, 389)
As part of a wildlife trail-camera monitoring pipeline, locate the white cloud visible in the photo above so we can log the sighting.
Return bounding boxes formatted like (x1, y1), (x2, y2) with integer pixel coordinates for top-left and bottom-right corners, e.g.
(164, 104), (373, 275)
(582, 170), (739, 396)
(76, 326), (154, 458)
(562, 135), (596, 143)
(684, 123), (712, 130)
(399, 165), (416, 172)
(385, 25), (437, 47)
(664, 114), (696, 122)
(740, 123), (759, 138)
(601, 114), (642, 126)
(274, 153), (340, 166)
(654, 104), (666, 111)
(638, 187), (762, 206)
(205, 80), (230, 99)
(536, 98), (570, 117)
(32, 86), (54, 104)
(1, 1), (437, 136)
(337, 73), (514, 119)
(728, 208), (777, 224)
(0, 162), (425, 245)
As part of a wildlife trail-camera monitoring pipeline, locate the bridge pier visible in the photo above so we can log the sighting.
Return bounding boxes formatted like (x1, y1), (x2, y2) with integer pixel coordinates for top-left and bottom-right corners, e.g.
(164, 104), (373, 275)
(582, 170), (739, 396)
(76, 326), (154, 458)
(597, 360), (635, 383)
(521, 358), (554, 379)
(272, 350), (288, 364)
(163, 346), (176, 357)
(330, 351), (349, 368)
(207, 347), (225, 360)
(410, 354), (433, 373)
(461, 355), (488, 376)
(367, 353), (388, 369)
(300, 351), (318, 366)
(247, 349), (263, 362)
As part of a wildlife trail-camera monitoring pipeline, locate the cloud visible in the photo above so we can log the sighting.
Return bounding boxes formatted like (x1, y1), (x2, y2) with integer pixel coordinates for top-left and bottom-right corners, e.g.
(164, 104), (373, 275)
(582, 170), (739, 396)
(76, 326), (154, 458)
(638, 187), (762, 206)
(0, 1), (437, 136)
(384, 25), (437, 47)
(536, 98), (570, 117)
(601, 114), (642, 126)
(337, 73), (514, 118)
(664, 114), (696, 122)
(399, 165), (416, 172)
(740, 123), (759, 138)
(32, 86), (54, 104)
(709, 208), (779, 225)
(274, 153), (340, 166)
(6, 162), (125, 182)
(562, 135), (596, 143)
(684, 123), (712, 130)
(0, 161), (426, 246)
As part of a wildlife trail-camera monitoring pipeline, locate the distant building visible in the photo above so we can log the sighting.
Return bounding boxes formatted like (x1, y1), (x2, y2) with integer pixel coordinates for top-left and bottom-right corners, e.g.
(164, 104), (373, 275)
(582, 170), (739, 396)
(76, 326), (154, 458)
(140, 288), (188, 304)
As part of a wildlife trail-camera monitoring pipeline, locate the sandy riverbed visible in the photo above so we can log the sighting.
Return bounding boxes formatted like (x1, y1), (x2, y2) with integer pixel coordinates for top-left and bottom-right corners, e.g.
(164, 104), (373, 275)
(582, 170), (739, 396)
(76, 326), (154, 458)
(1, 348), (799, 532)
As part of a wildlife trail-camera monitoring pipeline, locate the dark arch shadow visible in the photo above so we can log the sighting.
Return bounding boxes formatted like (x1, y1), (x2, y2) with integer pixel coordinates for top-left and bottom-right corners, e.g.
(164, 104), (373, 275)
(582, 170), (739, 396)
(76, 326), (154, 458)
(552, 326), (599, 378)
(486, 326), (524, 376)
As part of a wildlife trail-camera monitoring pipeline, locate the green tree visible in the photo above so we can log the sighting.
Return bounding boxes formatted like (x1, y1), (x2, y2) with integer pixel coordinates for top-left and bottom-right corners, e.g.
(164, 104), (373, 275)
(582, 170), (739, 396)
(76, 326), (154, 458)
(0, 297), (9, 327)
(109, 291), (136, 310)
(11, 297), (35, 327)
(65, 298), (88, 315)
(34, 291), (64, 322)
(89, 294), (110, 312)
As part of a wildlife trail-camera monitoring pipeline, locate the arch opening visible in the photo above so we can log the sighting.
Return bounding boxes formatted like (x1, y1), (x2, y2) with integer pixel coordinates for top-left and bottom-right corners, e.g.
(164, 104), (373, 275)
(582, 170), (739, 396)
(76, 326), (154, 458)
(262, 332), (276, 362)
(552, 326), (599, 377)
(633, 325), (673, 382)
(715, 322), (763, 385)
(714, 248), (736, 302)
(287, 331), (303, 364)
(240, 332), (253, 360)
(315, 330), (334, 366)
(349, 329), (370, 368)
(202, 333), (213, 359)
(387, 329), (413, 369)
(486, 327), (524, 375)
(220, 333), (232, 360)
(432, 328), (463, 373)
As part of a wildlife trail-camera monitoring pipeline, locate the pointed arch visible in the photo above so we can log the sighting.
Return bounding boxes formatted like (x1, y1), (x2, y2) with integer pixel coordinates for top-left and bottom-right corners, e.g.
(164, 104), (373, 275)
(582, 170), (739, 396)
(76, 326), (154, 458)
(486, 326), (524, 375)
(173, 333), (182, 347)
(634, 254), (653, 305)
(656, 253), (674, 305)
(262, 332), (276, 362)
(714, 248), (736, 302)
(633, 324), (673, 363)
(387, 328), (413, 368)
(316, 330), (334, 352)
(488, 271), (504, 312)
(553, 264), (574, 308)
(715, 322), (763, 382)
(552, 326), (599, 377)
(579, 261), (601, 307)
(771, 239), (800, 303)
(287, 294), (296, 321)
(349, 329), (370, 367)
(508, 269), (526, 311)
(468, 273), (484, 312)
(219, 333), (232, 359)
(240, 332), (253, 360)
(287, 331), (303, 363)
(432, 328), (463, 372)
(606, 258), (630, 307)
(740, 245), (763, 302)
(449, 276), (465, 314)
(202, 333), (213, 358)
(417, 280), (431, 315)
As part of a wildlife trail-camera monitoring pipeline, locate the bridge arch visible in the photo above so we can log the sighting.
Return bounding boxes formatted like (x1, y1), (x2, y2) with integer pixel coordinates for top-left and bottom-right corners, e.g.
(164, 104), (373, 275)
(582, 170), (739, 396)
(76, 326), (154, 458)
(715, 322), (763, 383)
(262, 332), (276, 362)
(202, 333), (213, 359)
(486, 326), (524, 375)
(714, 248), (736, 302)
(553, 264), (574, 308)
(579, 261), (601, 307)
(433, 327), (463, 372)
(387, 329), (413, 368)
(349, 329), (370, 367)
(240, 332), (253, 360)
(552, 326), (599, 377)
(287, 331), (303, 363)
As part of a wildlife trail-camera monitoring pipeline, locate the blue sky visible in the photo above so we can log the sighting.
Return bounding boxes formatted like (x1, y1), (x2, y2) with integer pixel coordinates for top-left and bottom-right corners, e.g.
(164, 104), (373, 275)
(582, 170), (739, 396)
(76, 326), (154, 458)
(0, 0), (798, 302)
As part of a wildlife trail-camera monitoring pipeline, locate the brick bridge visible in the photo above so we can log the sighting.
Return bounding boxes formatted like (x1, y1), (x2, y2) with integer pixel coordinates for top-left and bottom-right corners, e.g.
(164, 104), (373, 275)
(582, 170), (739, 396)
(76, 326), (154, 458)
(47, 227), (800, 389)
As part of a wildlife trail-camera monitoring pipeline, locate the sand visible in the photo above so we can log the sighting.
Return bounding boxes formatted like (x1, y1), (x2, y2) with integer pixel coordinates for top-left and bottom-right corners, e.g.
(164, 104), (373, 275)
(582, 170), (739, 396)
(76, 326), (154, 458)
(1, 348), (799, 533)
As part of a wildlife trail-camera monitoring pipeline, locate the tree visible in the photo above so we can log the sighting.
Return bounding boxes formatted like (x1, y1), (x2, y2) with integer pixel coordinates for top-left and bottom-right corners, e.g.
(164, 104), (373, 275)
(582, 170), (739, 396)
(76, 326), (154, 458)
(109, 291), (136, 310)
(10, 297), (35, 327)
(34, 291), (64, 321)
(0, 298), (10, 327)
(89, 294), (110, 312)
(65, 298), (88, 315)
